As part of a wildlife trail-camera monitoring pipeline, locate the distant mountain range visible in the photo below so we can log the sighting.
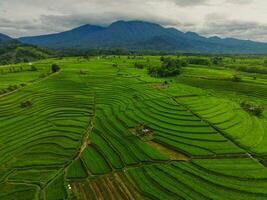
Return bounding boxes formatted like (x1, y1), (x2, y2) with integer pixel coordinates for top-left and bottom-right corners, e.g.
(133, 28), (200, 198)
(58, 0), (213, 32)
(0, 33), (12, 42)
(1, 20), (267, 54)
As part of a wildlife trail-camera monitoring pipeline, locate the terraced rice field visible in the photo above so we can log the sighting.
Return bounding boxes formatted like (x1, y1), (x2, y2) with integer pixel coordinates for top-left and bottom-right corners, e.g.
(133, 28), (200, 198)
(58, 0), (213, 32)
(0, 56), (267, 199)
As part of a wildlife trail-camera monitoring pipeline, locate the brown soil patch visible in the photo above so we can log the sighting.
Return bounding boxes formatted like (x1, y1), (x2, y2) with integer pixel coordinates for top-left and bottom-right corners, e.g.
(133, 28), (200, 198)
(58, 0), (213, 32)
(151, 83), (169, 90)
(146, 141), (190, 161)
(70, 173), (139, 200)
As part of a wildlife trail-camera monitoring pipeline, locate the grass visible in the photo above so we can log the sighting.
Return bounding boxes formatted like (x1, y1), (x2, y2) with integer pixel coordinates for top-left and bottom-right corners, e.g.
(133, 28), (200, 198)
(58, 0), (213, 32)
(0, 55), (267, 199)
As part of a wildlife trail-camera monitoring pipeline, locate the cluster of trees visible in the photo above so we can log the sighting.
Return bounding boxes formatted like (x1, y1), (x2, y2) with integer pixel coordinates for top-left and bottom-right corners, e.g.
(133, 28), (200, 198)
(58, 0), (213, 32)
(211, 57), (224, 65)
(240, 101), (264, 117)
(134, 123), (153, 139)
(0, 65), (38, 74)
(20, 100), (33, 108)
(0, 40), (52, 65)
(0, 84), (23, 95)
(231, 74), (242, 82)
(237, 66), (267, 74)
(148, 57), (187, 77)
(185, 56), (224, 66)
(30, 65), (38, 71)
(187, 58), (210, 65)
(134, 63), (145, 69)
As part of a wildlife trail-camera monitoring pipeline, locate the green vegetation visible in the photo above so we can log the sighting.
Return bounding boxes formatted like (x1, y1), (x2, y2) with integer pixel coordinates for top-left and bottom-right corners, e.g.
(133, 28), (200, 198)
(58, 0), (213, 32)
(0, 40), (53, 65)
(20, 100), (33, 108)
(134, 123), (154, 141)
(51, 63), (60, 73)
(241, 101), (264, 116)
(0, 55), (267, 199)
(187, 57), (210, 65)
(134, 62), (145, 69)
(232, 74), (243, 82)
(148, 57), (187, 77)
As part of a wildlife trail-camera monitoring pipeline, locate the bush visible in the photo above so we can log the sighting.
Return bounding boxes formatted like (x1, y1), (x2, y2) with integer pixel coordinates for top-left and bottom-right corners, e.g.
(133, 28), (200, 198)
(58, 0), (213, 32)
(51, 64), (60, 73)
(79, 70), (87, 75)
(134, 63), (145, 69)
(0, 89), (7, 95)
(148, 58), (187, 77)
(30, 65), (38, 71)
(20, 100), (33, 108)
(232, 74), (242, 82)
(39, 72), (50, 78)
(237, 66), (267, 74)
(187, 58), (210, 65)
(211, 57), (224, 65)
(7, 85), (18, 91)
(134, 123), (153, 139)
(241, 101), (264, 116)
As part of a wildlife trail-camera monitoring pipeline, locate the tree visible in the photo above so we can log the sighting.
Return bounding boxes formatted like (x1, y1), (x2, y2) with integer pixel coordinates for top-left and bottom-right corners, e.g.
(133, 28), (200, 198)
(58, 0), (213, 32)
(20, 100), (33, 108)
(211, 57), (223, 65)
(30, 65), (38, 71)
(51, 64), (60, 73)
(187, 58), (210, 65)
(232, 74), (242, 82)
(148, 58), (187, 77)
(7, 85), (18, 91)
(134, 63), (145, 69)
(240, 101), (264, 117)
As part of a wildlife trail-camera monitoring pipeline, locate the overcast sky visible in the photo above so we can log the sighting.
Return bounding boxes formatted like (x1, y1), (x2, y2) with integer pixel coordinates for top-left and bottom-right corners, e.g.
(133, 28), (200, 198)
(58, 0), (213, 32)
(1, 0), (267, 42)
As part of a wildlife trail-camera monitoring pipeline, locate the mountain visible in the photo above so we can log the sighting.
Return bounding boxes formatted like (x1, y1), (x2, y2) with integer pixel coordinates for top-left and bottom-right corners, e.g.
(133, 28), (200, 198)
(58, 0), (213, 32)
(19, 20), (267, 54)
(19, 24), (105, 47)
(0, 33), (12, 42)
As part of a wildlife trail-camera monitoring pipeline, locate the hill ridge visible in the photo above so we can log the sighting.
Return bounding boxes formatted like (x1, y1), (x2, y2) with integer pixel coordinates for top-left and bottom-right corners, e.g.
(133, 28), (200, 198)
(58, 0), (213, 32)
(17, 20), (267, 53)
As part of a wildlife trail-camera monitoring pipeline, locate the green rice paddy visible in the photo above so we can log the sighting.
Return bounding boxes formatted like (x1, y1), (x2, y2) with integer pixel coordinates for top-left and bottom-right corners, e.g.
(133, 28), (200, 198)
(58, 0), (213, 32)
(0, 56), (267, 199)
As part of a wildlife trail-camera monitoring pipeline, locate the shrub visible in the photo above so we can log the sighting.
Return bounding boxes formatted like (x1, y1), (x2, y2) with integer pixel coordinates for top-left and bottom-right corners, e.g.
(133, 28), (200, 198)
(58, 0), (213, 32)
(30, 65), (38, 71)
(134, 63), (145, 69)
(241, 101), (264, 117)
(237, 66), (267, 74)
(211, 57), (224, 65)
(51, 64), (60, 73)
(187, 58), (210, 65)
(232, 74), (242, 82)
(134, 123), (153, 139)
(83, 55), (90, 60)
(0, 89), (7, 95)
(39, 72), (49, 78)
(7, 85), (18, 91)
(148, 58), (187, 77)
(79, 70), (87, 75)
(20, 100), (33, 108)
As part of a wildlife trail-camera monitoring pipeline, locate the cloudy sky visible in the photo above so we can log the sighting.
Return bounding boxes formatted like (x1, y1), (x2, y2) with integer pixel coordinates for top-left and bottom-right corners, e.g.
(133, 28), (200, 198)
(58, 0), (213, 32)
(1, 0), (267, 41)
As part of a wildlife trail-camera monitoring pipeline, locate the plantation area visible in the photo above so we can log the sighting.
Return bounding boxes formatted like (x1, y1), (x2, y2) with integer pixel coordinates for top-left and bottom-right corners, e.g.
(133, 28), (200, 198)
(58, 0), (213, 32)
(0, 55), (267, 199)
